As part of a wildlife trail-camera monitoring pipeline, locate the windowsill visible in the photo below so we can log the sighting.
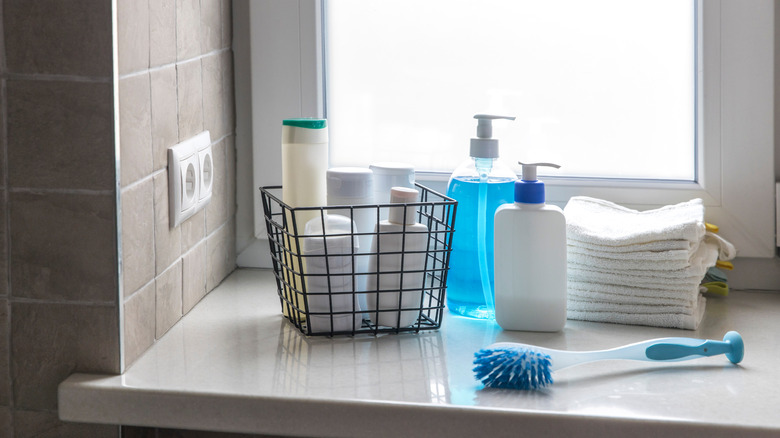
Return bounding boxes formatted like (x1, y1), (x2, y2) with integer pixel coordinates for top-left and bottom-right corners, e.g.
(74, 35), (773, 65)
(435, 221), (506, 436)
(60, 268), (780, 436)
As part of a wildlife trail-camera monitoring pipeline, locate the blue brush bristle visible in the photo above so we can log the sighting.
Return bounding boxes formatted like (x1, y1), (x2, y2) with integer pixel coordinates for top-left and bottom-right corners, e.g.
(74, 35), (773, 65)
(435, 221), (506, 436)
(473, 347), (553, 390)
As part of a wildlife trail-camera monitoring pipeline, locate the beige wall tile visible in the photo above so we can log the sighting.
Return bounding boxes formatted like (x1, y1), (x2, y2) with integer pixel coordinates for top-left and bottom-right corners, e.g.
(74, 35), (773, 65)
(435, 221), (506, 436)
(177, 60), (204, 141)
(124, 282), (155, 368)
(182, 241), (206, 314)
(150, 0), (177, 68)
(0, 300), (8, 407)
(221, 51), (236, 136)
(201, 53), (225, 140)
(200, 0), (223, 54)
(206, 138), (228, 234)
(119, 74), (153, 187)
(222, 0), (233, 49)
(156, 261), (183, 338)
(3, 0), (112, 77)
(10, 191), (117, 303)
(226, 135), (236, 218)
(181, 210), (206, 254)
(117, 0), (150, 75)
(151, 66), (179, 171)
(6, 79), (115, 191)
(13, 409), (118, 438)
(202, 51), (235, 141)
(154, 171), (182, 275)
(176, 0), (202, 61)
(207, 221), (236, 291)
(121, 179), (155, 297)
(11, 302), (119, 410)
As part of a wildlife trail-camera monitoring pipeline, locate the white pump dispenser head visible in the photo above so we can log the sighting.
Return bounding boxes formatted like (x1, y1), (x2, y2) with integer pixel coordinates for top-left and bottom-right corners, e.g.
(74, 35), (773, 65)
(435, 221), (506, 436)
(470, 114), (515, 158)
(520, 162), (560, 181)
(516, 161), (561, 204)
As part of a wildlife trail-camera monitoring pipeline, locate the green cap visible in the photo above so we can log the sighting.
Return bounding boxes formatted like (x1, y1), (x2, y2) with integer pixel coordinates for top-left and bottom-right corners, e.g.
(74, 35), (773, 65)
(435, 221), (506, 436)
(282, 118), (327, 129)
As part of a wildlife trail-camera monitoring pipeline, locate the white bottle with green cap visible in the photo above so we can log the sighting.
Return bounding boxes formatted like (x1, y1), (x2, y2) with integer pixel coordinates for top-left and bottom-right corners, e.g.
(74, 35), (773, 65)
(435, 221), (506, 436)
(281, 118), (329, 322)
(494, 162), (567, 332)
(282, 118), (329, 228)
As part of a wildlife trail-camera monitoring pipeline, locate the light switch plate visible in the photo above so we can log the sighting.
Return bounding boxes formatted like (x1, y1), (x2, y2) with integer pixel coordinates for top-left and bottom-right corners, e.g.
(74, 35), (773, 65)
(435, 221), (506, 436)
(169, 131), (212, 227)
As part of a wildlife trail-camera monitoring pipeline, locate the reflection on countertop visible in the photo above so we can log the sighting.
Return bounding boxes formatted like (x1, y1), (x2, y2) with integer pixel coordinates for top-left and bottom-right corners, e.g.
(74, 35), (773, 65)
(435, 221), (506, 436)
(60, 268), (780, 437)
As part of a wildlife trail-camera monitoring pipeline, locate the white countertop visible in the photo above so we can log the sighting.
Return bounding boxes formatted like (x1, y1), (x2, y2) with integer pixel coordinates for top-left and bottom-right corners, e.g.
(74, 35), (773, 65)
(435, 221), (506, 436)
(60, 268), (780, 437)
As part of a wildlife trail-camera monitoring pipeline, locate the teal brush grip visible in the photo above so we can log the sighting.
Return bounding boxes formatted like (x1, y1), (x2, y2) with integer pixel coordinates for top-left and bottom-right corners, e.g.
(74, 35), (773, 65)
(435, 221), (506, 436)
(645, 331), (744, 364)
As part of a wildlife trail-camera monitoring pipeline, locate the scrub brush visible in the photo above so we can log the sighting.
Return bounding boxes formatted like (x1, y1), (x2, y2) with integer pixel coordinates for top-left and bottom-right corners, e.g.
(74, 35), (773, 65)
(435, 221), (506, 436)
(473, 331), (744, 390)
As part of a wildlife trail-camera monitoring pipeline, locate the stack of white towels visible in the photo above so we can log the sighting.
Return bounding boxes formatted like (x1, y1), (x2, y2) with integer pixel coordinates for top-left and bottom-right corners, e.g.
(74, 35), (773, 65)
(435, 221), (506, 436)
(564, 196), (736, 330)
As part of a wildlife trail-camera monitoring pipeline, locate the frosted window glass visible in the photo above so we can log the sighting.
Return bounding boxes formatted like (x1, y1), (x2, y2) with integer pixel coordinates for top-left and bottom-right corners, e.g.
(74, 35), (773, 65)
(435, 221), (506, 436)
(325, 0), (695, 180)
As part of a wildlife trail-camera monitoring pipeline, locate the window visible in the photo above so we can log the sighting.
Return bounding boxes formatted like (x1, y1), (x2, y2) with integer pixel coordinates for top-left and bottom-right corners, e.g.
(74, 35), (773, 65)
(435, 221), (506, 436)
(242, 0), (775, 265)
(326, 0), (695, 181)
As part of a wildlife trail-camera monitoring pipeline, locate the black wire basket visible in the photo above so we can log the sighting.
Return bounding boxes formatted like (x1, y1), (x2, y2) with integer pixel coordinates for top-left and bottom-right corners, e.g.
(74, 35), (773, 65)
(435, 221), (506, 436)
(260, 184), (457, 336)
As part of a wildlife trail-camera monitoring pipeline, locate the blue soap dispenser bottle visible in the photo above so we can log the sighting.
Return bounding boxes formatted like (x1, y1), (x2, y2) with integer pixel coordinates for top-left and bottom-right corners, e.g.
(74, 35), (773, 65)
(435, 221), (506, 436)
(446, 114), (517, 319)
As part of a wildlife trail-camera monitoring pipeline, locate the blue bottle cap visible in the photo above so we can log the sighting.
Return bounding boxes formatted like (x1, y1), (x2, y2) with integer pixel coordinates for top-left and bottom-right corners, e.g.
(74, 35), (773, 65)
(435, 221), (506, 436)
(514, 162), (561, 204)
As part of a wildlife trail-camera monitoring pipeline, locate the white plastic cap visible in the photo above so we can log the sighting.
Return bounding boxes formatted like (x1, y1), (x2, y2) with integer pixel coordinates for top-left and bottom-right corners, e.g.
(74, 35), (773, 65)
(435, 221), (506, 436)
(388, 186), (419, 225)
(469, 114), (515, 159)
(470, 138), (499, 159)
(327, 167), (373, 201)
(369, 162), (414, 184)
(370, 162), (415, 204)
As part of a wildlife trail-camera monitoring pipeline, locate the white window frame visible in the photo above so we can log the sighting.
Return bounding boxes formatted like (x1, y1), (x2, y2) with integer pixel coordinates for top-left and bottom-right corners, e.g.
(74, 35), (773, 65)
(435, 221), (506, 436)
(238, 0), (775, 268)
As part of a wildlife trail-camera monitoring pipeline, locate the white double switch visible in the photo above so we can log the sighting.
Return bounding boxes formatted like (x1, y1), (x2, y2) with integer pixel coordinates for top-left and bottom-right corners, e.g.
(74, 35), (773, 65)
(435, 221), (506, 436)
(168, 131), (213, 227)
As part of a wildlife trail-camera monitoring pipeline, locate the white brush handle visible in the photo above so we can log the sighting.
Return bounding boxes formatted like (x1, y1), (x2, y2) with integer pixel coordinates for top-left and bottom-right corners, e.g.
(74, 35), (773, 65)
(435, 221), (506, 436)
(489, 332), (743, 372)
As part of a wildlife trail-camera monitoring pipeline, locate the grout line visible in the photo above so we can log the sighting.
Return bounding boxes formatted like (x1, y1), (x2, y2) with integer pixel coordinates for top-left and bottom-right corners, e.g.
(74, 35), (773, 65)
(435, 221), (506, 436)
(128, 213), (235, 305)
(8, 187), (114, 196)
(146, 16), (158, 286)
(122, 276), (155, 305)
(120, 168), (166, 193)
(8, 296), (117, 307)
(117, 47), (232, 81)
(3, 72), (112, 84)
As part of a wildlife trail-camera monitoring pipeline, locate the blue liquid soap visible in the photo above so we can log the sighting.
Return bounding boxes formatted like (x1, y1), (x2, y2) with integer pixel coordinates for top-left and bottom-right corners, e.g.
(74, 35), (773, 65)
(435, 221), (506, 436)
(446, 114), (517, 319)
(446, 175), (515, 319)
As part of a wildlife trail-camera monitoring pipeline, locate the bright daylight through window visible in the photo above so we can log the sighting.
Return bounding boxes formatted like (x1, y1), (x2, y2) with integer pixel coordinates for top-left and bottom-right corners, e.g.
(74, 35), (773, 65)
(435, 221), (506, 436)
(325, 0), (695, 180)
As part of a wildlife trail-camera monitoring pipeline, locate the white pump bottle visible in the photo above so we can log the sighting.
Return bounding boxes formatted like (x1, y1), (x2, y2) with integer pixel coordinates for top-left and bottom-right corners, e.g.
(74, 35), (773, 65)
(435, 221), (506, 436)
(493, 162), (567, 332)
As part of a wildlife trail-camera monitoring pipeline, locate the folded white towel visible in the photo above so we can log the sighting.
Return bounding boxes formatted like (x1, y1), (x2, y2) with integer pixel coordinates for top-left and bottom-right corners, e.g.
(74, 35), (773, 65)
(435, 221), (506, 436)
(568, 281), (699, 306)
(568, 245), (694, 263)
(568, 231), (735, 268)
(568, 239), (719, 288)
(567, 295), (706, 330)
(705, 232), (737, 260)
(568, 297), (697, 316)
(566, 237), (695, 254)
(569, 265), (703, 289)
(565, 196), (706, 247)
(568, 250), (694, 271)
(562, 196), (737, 330)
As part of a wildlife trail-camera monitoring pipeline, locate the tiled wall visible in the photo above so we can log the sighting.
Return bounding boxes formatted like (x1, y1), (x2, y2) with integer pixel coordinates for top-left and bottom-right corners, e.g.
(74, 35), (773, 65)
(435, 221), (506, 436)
(0, 0), (236, 436)
(116, 0), (236, 369)
(0, 0), (120, 435)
